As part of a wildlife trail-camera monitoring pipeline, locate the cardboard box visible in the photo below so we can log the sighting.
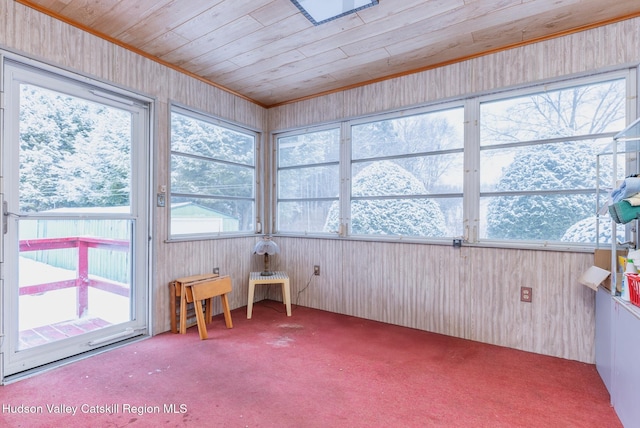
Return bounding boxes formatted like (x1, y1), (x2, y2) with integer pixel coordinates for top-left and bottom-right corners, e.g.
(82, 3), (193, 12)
(593, 249), (625, 292)
(578, 266), (610, 290)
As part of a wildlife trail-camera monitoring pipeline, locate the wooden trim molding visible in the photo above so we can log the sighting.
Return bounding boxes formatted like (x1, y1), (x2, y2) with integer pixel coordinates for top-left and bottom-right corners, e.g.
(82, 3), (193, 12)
(269, 11), (640, 108)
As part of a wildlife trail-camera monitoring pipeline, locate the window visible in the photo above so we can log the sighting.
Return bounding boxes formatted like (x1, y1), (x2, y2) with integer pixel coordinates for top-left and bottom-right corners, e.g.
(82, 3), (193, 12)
(346, 107), (465, 238)
(273, 70), (634, 248)
(478, 76), (627, 244)
(170, 106), (256, 237)
(277, 127), (340, 234)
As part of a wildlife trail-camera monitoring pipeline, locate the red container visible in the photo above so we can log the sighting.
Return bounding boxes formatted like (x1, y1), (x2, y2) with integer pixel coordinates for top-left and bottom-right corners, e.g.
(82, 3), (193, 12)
(626, 273), (640, 307)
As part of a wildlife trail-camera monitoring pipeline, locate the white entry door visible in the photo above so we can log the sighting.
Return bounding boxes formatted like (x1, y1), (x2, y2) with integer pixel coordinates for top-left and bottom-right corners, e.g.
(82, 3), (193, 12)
(1, 57), (150, 379)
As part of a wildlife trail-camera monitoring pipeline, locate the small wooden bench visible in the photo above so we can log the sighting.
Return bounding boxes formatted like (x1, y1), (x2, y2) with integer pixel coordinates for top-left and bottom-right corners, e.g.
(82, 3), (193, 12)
(170, 274), (233, 340)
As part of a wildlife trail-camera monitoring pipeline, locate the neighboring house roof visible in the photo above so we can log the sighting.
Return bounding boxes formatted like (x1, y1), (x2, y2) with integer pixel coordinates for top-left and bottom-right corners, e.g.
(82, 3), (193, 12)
(170, 202), (236, 220)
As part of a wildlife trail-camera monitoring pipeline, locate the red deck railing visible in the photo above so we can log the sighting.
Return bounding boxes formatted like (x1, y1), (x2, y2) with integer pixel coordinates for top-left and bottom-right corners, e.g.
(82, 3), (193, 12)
(19, 237), (130, 317)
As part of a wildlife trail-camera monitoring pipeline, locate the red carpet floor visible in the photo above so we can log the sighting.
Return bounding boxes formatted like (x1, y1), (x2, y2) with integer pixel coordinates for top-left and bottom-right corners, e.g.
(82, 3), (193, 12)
(0, 301), (621, 427)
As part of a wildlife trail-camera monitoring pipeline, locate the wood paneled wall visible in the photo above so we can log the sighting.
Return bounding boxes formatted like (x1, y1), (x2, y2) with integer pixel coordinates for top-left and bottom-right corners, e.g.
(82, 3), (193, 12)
(272, 238), (595, 362)
(3, 0), (638, 364)
(267, 17), (640, 364)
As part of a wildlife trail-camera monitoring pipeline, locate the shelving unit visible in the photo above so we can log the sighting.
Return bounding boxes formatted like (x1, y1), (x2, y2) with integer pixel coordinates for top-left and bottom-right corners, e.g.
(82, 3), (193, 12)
(595, 117), (640, 428)
(596, 117), (640, 294)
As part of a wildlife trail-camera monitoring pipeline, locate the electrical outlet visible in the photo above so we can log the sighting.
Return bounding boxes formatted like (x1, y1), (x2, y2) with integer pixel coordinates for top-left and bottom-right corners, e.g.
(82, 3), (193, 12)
(213, 267), (220, 275)
(313, 265), (320, 276)
(520, 286), (532, 303)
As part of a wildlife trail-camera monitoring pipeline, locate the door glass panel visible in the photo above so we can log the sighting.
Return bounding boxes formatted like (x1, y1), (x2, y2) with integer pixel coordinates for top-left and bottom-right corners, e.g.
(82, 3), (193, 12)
(19, 84), (131, 212)
(18, 219), (132, 350)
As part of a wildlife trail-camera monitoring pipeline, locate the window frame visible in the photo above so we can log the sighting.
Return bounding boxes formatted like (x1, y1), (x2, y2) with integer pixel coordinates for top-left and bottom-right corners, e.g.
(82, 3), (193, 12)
(470, 69), (635, 249)
(168, 103), (260, 240)
(274, 123), (342, 236)
(347, 102), (466, 241)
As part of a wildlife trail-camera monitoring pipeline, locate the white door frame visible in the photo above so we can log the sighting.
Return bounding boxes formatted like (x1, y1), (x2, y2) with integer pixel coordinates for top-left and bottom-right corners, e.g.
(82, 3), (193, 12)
(0, 53), (153, 381)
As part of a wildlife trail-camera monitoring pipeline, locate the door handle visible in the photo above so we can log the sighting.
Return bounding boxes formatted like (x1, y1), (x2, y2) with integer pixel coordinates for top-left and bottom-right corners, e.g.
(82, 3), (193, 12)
(2, 201), (24, 234)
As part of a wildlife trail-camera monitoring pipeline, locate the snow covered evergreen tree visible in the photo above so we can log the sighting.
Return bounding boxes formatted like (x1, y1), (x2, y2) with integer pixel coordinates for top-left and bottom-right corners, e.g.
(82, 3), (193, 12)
(19, 84), (131, 212)
(483, 80), (624, 241)
(325, 161), (445, 236)
(485, 142), (598, 240)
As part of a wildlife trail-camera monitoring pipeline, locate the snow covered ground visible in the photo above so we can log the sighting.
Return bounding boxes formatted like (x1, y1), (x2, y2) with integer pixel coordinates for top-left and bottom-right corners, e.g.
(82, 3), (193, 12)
(18, 257), (130, 330)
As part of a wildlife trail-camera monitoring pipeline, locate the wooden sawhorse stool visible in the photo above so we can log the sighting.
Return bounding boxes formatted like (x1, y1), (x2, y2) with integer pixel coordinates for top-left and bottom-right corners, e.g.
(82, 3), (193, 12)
(247, 271), (291, 319)
(170, 274), (233, 340)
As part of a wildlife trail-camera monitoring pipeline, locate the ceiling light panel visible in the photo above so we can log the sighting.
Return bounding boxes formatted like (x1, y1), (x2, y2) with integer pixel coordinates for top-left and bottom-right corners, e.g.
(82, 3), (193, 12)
(291, 0), (379, 26)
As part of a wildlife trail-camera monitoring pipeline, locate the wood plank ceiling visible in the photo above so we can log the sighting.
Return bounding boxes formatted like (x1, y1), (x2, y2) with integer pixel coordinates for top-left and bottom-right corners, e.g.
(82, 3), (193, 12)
(16, 0), (640, 107)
